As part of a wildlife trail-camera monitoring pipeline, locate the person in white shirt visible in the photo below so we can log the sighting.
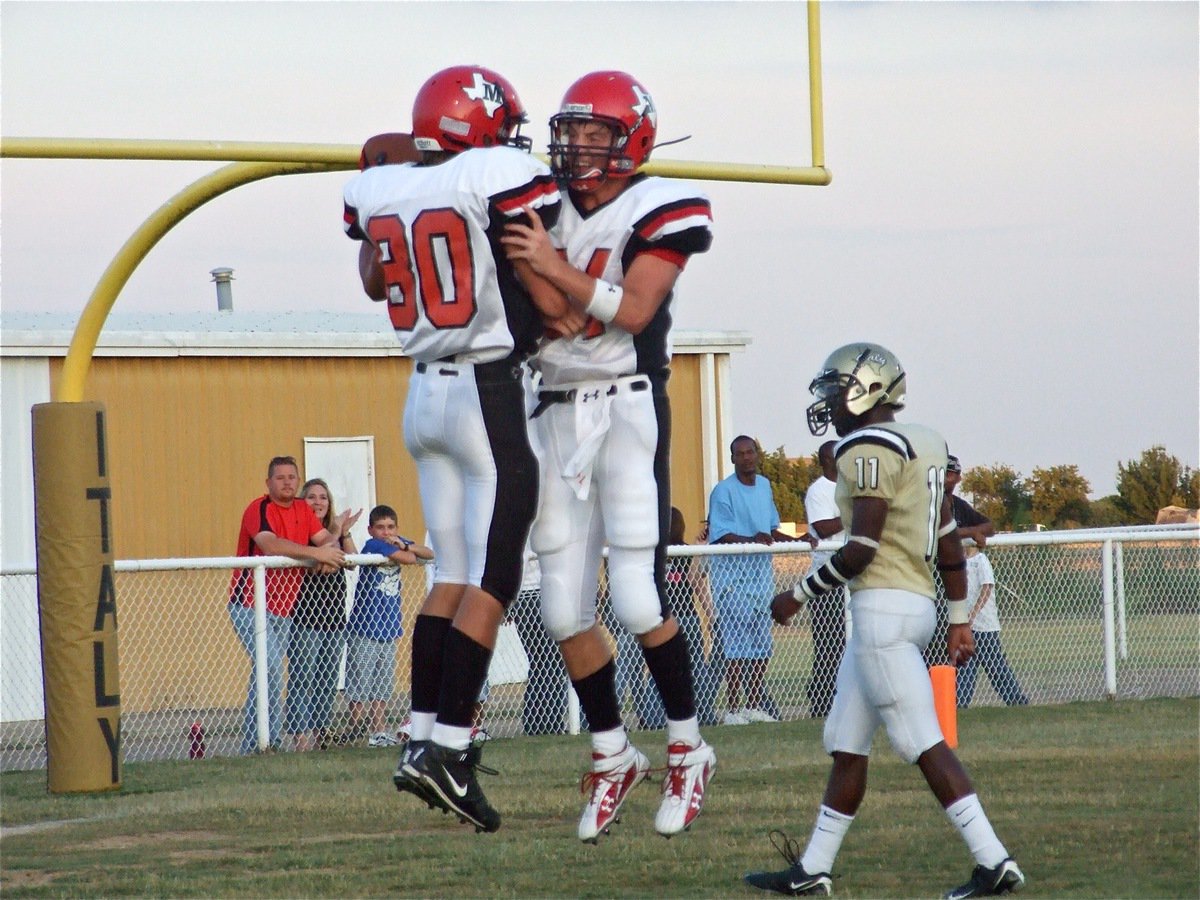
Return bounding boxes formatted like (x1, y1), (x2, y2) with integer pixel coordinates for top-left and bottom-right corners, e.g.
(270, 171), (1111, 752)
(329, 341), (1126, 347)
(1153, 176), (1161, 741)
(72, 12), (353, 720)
(956, 547), (1029, 708)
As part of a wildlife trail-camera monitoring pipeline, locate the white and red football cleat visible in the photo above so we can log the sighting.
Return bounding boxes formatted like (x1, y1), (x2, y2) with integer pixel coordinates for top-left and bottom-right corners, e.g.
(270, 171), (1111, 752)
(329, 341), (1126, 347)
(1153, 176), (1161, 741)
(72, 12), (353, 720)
(396, 717), (413, 743)
(655, 739), (716, 837)
(577, 742), (651, 843)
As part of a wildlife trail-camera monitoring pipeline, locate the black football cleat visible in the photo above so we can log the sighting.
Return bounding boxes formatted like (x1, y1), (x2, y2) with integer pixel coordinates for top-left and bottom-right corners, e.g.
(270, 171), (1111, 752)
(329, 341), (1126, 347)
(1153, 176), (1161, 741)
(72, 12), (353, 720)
(744, 863), (832, 896)
(943, 858), (1025, 899)
(745, 830), (832, 896)
(393, 740), (441, 811)
(406, 741), (501, 833)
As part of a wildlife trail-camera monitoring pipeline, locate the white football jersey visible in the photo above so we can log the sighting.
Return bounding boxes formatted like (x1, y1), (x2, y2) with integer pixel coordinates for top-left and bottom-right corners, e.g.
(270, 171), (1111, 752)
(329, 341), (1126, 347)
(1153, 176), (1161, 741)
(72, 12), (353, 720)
(343, 147), (560, 364)
(535, 176), (712, 386)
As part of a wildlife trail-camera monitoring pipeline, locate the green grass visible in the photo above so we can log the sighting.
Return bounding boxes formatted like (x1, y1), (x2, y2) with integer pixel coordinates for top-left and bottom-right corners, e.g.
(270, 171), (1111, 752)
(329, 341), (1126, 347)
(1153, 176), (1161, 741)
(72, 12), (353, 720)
(2, 698), (1197, 898)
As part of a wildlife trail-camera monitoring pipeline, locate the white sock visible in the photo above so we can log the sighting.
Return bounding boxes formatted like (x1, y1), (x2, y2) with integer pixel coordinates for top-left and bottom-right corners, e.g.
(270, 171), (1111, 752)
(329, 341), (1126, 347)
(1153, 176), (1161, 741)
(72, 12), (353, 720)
(430, 722), (473, 751)
(800, 805), (854, 874)
(667, 715), (702, 747)
(945, 793), (1008, 868)
(592, 726), (628, 758)
(410, 711), (436, 742)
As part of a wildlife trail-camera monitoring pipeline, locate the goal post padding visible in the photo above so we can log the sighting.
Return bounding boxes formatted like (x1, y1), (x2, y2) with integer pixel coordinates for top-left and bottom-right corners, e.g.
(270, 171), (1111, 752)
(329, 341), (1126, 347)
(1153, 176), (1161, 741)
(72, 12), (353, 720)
(32, 401), (122, 792)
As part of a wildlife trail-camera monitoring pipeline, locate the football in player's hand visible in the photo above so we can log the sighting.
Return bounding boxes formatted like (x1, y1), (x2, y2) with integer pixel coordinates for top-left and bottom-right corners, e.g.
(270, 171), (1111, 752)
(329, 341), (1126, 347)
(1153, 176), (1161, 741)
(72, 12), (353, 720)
(770, 590), (802, 626)
(359, 132), (420, 169)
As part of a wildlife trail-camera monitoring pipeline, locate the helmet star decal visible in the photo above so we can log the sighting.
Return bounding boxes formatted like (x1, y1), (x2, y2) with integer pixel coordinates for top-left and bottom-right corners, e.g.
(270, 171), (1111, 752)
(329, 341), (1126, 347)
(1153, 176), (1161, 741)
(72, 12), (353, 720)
(462, 71), (505, 117)
(858, 352), (890, 382)
(630, 83), (657, 127)
(805, 343), (907, 436)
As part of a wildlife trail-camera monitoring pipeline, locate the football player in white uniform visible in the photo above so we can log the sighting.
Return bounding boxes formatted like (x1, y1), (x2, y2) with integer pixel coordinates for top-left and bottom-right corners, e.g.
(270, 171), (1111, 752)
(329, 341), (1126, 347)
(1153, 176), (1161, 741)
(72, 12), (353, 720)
(745, 344), (1025, 898)
(343, 65), (569, 833)
(502, 71), (716, 842)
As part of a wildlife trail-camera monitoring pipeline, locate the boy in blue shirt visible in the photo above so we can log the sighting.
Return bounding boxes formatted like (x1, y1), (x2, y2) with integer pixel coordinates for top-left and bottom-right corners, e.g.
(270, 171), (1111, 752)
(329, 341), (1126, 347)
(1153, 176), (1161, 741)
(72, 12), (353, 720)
(344, 505), (433, 747)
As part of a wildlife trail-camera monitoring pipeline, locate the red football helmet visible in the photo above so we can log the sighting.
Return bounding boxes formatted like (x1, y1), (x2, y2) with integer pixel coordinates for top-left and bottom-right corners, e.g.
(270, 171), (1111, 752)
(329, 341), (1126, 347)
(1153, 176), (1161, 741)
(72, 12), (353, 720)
(411, 65), (531, 154)
(549, 71), (658, 186)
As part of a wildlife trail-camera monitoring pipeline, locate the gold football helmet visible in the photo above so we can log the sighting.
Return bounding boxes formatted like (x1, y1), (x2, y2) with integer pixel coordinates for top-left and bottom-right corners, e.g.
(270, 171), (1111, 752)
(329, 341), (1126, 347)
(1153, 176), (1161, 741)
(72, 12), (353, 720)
(807, 342), (907, 436)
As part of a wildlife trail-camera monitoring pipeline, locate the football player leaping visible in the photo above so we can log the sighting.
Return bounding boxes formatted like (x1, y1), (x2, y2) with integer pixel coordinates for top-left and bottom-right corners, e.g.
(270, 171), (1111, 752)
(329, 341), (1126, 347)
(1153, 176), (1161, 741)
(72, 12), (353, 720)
(744, 343), (1025, 898)
(343, 65), (572, 834)
(502, 70), (716, 842)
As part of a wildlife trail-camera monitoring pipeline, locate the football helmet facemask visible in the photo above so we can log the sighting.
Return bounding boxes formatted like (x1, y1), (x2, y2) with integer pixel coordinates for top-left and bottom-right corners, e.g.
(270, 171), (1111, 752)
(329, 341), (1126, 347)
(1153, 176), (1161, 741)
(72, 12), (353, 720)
(411, 65), (532, 154)
(549, 71), (657, 188)
(806, 343), (907, 436)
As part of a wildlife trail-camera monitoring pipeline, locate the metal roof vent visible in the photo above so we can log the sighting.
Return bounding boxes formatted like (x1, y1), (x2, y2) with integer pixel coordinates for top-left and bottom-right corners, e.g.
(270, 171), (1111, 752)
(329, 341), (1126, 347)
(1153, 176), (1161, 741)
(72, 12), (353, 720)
(210, 267), (234, 313)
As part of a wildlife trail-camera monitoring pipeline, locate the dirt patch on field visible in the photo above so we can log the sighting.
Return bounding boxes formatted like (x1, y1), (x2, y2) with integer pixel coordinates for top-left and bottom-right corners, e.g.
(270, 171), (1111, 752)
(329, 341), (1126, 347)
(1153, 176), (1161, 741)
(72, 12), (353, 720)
(0, 869), (59, 889)
(80, 830), (226, 851)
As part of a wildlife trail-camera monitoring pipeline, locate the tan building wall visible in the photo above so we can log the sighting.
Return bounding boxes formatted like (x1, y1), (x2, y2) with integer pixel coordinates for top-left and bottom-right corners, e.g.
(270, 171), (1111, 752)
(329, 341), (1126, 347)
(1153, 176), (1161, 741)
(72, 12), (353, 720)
(50, 352), (717, 560)
(7, 315), (748, 714)
(56, 354), (419, 560)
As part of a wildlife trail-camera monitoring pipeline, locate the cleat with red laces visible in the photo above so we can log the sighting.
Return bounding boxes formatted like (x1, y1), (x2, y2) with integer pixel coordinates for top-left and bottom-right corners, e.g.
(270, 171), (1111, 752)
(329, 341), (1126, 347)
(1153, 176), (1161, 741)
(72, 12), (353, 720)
(655, 739), (716, 837)
(578, 742), (651, 843)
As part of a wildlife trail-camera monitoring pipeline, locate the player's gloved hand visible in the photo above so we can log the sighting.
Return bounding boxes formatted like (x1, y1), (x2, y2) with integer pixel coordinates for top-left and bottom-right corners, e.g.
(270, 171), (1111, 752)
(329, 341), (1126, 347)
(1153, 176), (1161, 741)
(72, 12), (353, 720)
(770, 590), (802, 626)
(358, 133), (420, 169)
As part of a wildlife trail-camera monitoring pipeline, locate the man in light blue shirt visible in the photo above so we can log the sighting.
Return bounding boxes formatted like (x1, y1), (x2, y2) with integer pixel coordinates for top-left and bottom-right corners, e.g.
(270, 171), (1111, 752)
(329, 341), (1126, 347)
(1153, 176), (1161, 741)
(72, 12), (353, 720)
(707, 436), (811, 724)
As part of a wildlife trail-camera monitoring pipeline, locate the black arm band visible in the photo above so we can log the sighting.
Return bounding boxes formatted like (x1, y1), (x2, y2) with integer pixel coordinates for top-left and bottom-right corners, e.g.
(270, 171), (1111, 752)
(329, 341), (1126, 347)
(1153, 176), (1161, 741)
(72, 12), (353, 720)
(937, 560), (967, 573)
(801, 548), (856, 599)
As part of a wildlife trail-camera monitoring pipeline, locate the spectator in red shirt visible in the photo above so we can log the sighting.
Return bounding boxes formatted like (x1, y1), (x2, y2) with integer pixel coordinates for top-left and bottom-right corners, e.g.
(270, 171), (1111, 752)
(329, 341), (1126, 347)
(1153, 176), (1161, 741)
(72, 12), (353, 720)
(228, 456), (346, 753)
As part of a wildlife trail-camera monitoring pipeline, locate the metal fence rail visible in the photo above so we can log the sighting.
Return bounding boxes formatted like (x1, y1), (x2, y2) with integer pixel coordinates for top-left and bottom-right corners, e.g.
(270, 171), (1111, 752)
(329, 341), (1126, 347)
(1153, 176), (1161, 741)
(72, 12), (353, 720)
(2, 528), (1196, 771)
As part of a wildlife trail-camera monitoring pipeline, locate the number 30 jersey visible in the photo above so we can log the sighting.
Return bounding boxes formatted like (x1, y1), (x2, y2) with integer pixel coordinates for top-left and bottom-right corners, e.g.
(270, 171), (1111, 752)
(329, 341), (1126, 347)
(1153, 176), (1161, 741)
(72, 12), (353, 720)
(535, 175), (712, 387)
(834, 422), (951, 599)
(343, 147), (560, 365)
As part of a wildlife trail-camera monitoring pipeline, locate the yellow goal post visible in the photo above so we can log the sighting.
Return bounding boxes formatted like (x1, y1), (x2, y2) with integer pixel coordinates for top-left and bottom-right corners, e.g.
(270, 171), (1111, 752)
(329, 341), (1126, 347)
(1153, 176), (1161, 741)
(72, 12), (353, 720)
(1, 0), (828, 793)
(3, 0), (828, 400)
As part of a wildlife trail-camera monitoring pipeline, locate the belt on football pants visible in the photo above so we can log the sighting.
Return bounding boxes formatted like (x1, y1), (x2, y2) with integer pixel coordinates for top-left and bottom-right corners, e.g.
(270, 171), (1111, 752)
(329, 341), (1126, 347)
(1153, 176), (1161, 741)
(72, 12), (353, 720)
(529, 378), (648, 419)
(414, 353), (525, 383)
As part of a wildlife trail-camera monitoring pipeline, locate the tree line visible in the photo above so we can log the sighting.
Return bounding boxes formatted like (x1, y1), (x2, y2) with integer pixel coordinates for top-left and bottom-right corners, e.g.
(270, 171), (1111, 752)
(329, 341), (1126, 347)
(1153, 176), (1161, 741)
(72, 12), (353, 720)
(756, 444), (1199, 531)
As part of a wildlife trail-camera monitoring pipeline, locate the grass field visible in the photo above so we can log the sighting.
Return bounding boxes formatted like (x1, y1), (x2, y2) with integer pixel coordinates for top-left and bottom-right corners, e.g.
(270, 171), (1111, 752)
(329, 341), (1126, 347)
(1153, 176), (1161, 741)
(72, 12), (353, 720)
(2, 697), (1196, 898)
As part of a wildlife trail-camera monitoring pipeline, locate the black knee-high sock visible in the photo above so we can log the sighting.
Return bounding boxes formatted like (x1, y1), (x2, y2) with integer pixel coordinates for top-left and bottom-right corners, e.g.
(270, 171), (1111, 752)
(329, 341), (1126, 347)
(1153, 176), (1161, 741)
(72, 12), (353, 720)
(411, 614), (451, 714)
(643, 630), (697, 721)
(571, 658), (623, 733)
(438, 627), (492, 726)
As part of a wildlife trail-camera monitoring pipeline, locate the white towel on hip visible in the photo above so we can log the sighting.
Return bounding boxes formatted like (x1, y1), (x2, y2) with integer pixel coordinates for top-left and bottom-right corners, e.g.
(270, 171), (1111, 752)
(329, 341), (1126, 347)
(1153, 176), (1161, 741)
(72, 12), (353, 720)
(561, 388), (614, 501)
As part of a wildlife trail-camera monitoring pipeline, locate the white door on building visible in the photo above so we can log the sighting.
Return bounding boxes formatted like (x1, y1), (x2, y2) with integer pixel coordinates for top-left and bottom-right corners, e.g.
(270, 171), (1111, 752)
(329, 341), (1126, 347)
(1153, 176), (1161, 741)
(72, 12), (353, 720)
(1, 358), (51, 722)
(303, 436), (376, 549)
(303, 435), (377, 604)
(303, 436), (377, 690)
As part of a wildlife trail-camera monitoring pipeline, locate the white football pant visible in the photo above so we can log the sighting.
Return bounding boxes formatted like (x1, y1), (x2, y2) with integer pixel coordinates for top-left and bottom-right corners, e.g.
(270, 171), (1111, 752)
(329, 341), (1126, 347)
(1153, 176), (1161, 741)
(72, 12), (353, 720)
(403, 361), (536, 604)
(823, 588), (946, 764)
(532, 376), (665, 642)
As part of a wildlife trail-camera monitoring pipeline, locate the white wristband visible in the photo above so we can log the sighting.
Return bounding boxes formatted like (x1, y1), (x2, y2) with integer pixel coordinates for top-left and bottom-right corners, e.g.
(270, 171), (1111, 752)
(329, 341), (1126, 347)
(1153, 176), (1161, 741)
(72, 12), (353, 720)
(947, 599), (970, 625)
(585, 279), (623, 323)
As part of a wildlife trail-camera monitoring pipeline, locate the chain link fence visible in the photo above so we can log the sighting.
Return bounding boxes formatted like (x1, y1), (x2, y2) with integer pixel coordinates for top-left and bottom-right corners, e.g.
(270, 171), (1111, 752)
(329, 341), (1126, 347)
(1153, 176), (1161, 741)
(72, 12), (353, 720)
(3, 528), (1196, 771)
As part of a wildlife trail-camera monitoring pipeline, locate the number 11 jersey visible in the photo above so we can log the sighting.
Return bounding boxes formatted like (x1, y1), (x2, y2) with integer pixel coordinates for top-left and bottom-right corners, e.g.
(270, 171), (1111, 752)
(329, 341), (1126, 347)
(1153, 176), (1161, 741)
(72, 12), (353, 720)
(834, 422), (951, 599)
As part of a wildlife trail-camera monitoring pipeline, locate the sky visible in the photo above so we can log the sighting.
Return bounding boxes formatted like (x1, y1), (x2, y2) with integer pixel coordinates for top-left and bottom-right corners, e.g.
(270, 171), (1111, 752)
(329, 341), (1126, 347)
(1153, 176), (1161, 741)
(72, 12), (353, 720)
(2, 1), (1197, 498)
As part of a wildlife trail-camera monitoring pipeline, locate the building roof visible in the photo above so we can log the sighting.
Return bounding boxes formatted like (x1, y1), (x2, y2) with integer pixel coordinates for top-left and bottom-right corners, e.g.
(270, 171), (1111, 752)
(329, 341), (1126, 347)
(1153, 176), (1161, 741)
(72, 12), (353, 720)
(0, 310), (752, 358)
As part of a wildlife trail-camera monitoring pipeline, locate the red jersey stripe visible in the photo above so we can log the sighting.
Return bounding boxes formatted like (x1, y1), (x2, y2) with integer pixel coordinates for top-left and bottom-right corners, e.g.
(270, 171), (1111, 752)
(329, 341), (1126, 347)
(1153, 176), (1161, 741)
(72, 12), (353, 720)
(637, 202), (713, 241)
(494, 179), (560, 215)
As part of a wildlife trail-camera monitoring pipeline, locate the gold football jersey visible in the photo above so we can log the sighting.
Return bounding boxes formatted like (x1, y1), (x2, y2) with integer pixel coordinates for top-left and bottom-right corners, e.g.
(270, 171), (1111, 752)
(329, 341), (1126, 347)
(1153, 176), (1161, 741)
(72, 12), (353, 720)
(833, 422), (949, 599)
